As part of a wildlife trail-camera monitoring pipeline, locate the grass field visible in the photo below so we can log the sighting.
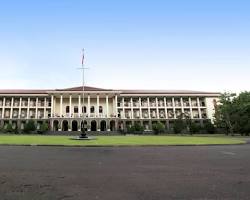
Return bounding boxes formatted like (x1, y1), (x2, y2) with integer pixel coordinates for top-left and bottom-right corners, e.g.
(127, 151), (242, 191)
(0, 135), (246, 146)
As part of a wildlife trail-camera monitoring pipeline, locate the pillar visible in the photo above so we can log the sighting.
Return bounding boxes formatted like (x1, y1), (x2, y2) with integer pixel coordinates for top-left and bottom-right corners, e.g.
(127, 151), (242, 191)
(139, 97), (142, 119)
(10, 97), (14, 119)
(27, 97), (30, 119)
(197, 97), (202, 119)
(147, 97), (151, 119)
(51, 95), (54, 117)
(44, 97), (47, 119)
(2, 97), (5, 119)
(172, 97), (176, 119)
(189, 97), (193, 119)
(130, 97), (133, 119)
(18, 97), (22, 119)
(106, 95), (109, 118)
(78, 95), (81, 118)
(88, 95), (90, 117)
(156, 97), (159, 119)
(69, 95), (72, 118)
(164, 97), (168, 119)
(97, 95), (99, 118)
(35, 97), (38, 119)
(60, 95), (63, 117)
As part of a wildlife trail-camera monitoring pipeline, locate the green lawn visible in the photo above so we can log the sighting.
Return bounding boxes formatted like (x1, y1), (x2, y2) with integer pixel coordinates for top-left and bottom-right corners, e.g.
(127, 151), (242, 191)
(0, 135), (246, 146)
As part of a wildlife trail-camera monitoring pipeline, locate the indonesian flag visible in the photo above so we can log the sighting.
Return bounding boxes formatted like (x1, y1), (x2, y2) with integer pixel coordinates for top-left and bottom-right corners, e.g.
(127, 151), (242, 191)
(81, 48), (85, 66)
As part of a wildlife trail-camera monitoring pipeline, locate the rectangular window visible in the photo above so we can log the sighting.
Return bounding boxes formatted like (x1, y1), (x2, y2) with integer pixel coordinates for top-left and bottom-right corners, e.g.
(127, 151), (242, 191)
(74, 106), (78, 113)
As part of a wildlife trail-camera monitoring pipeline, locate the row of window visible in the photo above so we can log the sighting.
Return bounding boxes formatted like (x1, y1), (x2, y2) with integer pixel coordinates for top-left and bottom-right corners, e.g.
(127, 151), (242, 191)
(65, 106), (103, 114)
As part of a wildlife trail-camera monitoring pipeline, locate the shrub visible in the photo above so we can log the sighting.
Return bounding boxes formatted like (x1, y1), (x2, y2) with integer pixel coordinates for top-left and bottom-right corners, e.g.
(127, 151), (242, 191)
(152, 122), (165, 135)
(39, 123), (49, 134)
(204, 121), (216, 134)
(23, 120), (36, 133)
(5, 123), (13, 133)
(133, 123), (144, 134)
(189, 122), (200, 134)
(127, 125), (135, 133)
(173, 119), (186, 134)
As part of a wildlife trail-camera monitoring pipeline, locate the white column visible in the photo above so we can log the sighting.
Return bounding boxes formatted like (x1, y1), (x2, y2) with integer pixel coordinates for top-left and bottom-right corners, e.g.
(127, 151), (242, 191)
(88, 95), (90, 117)
(122, 97), (125, 119)
(189, 97), (193, 119)
(27, 97), (30, 119)
(115, 95), (118, 117)
(180, 97), (184, 114)
(10, 97), (14, 119)
(139, 97), (142, 119)
(2, 97), (5, 119)
(18, 97), (22, 119)
(106, 95), (109, 118)
(97, 95), (99, 117)
(197, 97), (202, 119)
(130, 98), (133, 119)
(69, 95), (72, 118)
(172, 97), (176, 119)
(78, 95), (81, 118)
(147, 97), (151, 119)
(44, 97), (47, 119)
(60, 95), (63, 117)
(156, 97), (159, 119)
(164, 97), (168, 119)
(35, 97), (38, 119)
(51, 95), (54, 117)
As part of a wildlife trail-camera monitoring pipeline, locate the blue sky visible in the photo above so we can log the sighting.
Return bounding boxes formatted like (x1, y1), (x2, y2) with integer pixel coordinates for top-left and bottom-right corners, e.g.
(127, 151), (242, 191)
(0, 0), (249, 92)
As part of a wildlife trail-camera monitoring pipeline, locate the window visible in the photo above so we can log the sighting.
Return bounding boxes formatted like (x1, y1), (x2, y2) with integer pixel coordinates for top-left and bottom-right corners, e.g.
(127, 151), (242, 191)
(99, 106), (103, 113)
(90, 106), (95, 113)
(66, 106), (70, 113)
(74, 106), (78, 113)
(82, 106), (86, 113)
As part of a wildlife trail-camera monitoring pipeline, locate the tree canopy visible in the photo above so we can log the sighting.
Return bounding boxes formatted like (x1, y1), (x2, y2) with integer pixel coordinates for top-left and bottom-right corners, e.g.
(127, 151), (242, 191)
(215, 92), (250, 135)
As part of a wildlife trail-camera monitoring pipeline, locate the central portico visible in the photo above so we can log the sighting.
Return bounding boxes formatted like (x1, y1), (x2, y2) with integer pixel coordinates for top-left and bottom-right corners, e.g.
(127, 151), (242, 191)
(49, 86), (119, 132)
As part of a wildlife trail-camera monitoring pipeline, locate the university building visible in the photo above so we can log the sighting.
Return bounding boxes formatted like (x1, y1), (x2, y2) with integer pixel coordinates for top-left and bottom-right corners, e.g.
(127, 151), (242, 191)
(0, 86), (220, 132)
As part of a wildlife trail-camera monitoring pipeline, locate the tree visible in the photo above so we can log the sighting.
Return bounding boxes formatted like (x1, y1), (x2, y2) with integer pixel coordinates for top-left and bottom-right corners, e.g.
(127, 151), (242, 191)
(189, 122), (200, 134)
(40, 123), (49, 134)
(203, 120), (216, 134)
(215, 92), (250, 136)
(173, 116), (187, 134)
(152, 122), (165, 135)
(5, 123), (13, 133)
(23, 120), (36, 133)
(214, 92), (236, 135)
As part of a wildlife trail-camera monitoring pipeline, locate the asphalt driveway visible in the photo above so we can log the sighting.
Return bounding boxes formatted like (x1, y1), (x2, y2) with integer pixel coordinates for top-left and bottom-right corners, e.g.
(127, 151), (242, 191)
(0, 143), (250, 200)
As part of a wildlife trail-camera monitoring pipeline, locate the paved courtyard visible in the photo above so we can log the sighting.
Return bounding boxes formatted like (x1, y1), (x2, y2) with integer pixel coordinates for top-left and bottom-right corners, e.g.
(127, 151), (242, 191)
(0, 143), (250, 200)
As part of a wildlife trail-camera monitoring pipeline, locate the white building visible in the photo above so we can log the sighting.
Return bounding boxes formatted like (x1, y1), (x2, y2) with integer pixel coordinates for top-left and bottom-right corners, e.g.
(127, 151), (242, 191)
(0, 86), (220, 132)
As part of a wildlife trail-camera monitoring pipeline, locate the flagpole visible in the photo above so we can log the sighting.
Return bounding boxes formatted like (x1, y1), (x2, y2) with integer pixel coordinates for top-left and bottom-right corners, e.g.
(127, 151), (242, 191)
(82, 49), (85, 133)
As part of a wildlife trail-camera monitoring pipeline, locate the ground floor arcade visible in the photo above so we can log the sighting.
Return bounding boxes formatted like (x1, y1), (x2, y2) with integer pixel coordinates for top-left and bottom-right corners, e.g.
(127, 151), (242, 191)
(1, 118), (206, 132)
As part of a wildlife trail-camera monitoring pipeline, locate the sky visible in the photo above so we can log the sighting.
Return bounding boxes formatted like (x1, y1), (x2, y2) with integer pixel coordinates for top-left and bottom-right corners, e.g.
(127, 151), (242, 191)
(0, 0), (249, 92)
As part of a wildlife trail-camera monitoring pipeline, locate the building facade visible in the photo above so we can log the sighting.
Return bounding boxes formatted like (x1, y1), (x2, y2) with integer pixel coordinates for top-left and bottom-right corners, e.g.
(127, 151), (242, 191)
(0, 86), (220, 132)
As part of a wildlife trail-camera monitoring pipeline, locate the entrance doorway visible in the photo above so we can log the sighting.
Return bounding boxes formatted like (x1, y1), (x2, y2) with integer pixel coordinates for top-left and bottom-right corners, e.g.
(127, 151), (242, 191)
(62, 120), (69, 131)
(100, 120), (106, 131)
(72, 120), (78, 131)
(91, 120), (97, 131)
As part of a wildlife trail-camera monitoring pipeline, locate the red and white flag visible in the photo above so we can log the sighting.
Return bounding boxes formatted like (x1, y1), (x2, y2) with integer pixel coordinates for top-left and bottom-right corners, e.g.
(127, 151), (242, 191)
(81, 48), (85, 66)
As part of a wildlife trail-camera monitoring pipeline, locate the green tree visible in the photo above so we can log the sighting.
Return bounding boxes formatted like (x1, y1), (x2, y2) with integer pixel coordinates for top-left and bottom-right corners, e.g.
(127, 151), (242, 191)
(152, 122), (165, 135)
(215, 92), (250, 136)
(214, 92), (236, 135)
(40, 123), (49, 133)
(23, 120), (36, 133)
(173, 115), (187, 134)
(203, 120), (216, 134)
(5, 123), (13, 133)
(189, 122), (200, 134)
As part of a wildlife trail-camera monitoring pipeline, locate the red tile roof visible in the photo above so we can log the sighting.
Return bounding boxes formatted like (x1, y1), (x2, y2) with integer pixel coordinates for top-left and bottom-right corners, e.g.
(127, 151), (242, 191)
(55, 86), (111, 91)
(0, 86), (220, 95)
